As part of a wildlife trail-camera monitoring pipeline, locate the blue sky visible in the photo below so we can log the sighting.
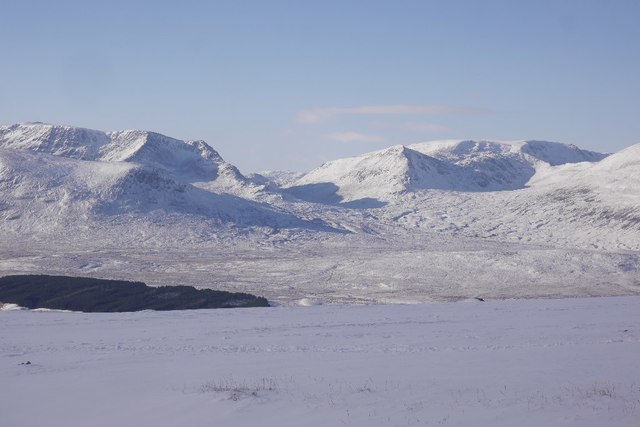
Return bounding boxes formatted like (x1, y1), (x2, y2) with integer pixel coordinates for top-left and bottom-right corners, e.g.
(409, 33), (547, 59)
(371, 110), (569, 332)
(1, 0), (639, 172)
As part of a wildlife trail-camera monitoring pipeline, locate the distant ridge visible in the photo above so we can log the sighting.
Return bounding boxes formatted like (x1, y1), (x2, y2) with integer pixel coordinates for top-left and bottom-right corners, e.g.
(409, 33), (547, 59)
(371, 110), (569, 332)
(289, 139), (608, 202)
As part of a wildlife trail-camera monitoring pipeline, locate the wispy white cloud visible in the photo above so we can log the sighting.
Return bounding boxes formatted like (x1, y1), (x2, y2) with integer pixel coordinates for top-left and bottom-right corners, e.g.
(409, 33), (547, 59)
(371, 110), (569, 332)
(298, 104), (475, 123)
(403, 122), (450, 133)
(328, 131), (384, 144)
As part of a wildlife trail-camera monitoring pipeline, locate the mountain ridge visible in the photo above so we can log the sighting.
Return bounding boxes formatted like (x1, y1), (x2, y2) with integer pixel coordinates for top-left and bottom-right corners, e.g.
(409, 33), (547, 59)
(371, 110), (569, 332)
(290, 139), (610, 202)
(0, 122), (252, 191)
(1, 122), (639, 304)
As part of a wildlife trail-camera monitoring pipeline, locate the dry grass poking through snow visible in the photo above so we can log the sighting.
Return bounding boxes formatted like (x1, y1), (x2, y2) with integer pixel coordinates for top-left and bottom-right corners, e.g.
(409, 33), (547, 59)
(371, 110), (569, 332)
(201, 377), (278, 401)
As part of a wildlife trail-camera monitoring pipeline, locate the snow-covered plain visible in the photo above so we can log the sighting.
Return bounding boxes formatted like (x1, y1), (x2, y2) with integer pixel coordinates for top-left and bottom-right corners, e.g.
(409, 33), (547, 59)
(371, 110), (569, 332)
(2, 296), (640, 426)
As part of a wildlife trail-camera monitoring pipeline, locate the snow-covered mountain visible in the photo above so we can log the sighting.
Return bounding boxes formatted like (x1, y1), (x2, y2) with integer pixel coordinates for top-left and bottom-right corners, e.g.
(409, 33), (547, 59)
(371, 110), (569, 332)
(0, 122), (251, 192)
(289, 140), (608, 202)
(0, 123), (332, 234)
(0, 147), (330, 236)
(0, 123), (638, 304)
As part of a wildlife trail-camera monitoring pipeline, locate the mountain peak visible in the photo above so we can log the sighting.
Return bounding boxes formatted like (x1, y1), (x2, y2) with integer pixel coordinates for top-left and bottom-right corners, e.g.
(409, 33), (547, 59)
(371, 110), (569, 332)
(0, 123), (247, 187)
(0, 122), (111, 160)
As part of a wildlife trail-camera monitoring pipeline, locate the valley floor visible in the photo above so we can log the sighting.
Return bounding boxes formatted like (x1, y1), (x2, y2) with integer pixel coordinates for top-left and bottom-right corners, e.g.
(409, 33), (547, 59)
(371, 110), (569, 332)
(2, 296), (639, 426)
(1, 234), (639, 306)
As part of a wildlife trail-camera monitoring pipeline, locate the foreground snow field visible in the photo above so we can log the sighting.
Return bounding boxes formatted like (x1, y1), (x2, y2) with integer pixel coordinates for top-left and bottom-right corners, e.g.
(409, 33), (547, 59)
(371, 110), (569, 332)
(2, 297), (639, 426)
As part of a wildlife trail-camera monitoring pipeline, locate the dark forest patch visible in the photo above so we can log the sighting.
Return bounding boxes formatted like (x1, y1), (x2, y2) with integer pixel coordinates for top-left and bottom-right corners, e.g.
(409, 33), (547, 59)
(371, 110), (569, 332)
(0, 275), (269, 312)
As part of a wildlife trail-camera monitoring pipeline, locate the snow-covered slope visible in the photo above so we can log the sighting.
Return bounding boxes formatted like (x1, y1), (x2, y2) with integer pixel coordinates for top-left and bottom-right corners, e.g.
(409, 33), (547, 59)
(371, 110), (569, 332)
(248, 170), (306, 188)
(290, 140), (607, 202)
(0, 130), (327, 235)
(0, 122), (252, 192)
(0, 122), (111, 160)
(0, 149), (300, 229)
(515, 143), (640, 238)
(353, 143), (639, 252)
(530, 143), (640, 195)
(523, 142), (640, 225)
(412, 139), (606, 166)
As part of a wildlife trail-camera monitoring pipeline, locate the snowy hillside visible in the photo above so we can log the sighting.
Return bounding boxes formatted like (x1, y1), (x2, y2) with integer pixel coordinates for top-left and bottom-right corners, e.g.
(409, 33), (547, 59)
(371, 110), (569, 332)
(511, 143), (640, 242)
(0, 122), (253, 193)
(0, 147), (327, 235)
(530, 143), (640, 198)
(290, 140), (608, 202)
